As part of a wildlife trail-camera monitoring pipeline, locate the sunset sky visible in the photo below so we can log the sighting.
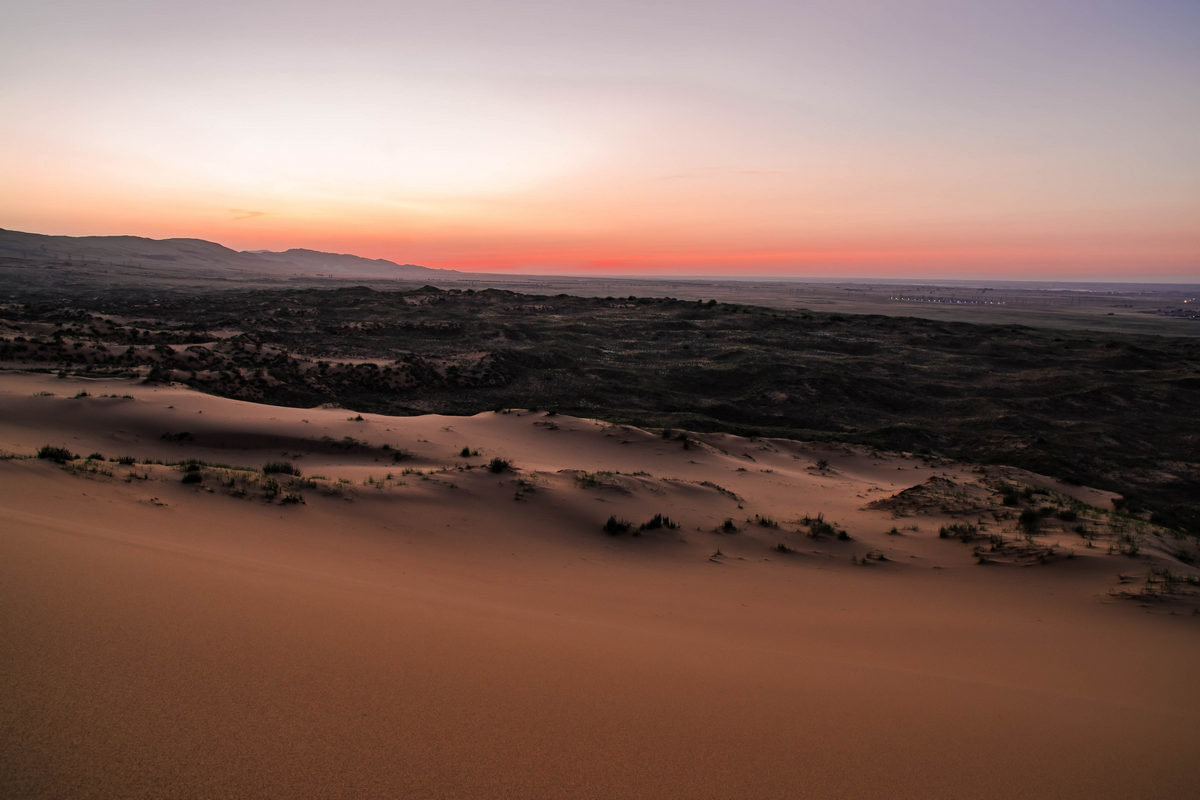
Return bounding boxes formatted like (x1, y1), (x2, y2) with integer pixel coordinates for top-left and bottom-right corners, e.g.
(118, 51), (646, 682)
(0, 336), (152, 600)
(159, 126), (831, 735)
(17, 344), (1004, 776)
(3, 1), (1198, 279)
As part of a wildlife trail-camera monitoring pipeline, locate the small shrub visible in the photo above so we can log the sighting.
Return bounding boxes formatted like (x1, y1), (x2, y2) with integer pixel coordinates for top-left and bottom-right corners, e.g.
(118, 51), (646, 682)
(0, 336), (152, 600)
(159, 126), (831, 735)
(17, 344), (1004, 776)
(488, 457), (510, 474)
(640, 513), (679, 531)
(776, 543), (793, 554)
(721, 518), (739, 534)
(181, 472), (202, 484)
(939, 523), (979, 542)
(603, 515), (632, 536)
(116, 455), (137, 465)
(87, 452), (104, 461)
(263, 461), (301, 476)
(801, 513), (846, 539)
(754, 514), (779, 528)
(459, 446), (472, 458)
(1018, 508), (1040, 534)
(37, 445), (76, 463)
(1056, 508), (1078, 522)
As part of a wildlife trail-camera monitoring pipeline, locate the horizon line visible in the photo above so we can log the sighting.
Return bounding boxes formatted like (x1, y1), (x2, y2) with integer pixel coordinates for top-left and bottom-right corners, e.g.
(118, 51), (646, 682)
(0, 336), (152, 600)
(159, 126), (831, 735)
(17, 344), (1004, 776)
(6, 225), (1198, 287)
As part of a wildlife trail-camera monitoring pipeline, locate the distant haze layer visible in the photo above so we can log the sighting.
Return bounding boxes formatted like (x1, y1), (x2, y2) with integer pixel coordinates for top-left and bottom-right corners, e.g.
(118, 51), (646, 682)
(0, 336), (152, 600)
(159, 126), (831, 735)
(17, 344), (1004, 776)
(3, 1), (1198, 280)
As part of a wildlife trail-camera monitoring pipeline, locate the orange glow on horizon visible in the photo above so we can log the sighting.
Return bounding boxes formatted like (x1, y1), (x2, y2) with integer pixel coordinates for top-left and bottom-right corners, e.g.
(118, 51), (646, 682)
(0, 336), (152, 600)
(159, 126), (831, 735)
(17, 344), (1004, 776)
(4, 0), (1198, 283)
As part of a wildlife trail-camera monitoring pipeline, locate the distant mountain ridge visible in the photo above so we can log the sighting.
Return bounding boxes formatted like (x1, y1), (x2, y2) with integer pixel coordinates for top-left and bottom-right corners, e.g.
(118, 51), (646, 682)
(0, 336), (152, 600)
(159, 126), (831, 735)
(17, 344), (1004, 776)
(0, 228), (451, 280)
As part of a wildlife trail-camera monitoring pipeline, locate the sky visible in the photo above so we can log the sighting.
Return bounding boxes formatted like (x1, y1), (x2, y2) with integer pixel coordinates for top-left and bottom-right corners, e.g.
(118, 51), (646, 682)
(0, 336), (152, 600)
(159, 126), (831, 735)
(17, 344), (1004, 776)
(2, 0), (1198, 279)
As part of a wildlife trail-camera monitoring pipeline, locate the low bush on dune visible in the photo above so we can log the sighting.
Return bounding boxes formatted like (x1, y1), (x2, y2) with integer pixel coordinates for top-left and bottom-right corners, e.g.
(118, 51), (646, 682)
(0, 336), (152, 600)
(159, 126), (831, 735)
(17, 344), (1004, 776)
(381, 444), (414, 462)
(37, 445), (77, 463)
(939, 523), (979, 542)
(603, 515), (632, 535)
(801, 513), (851, 540)
(263, 460), (301, 476)
(488, 457), (511, 474)
(640, 513), (679, 531)
(181, 471), (202, 484)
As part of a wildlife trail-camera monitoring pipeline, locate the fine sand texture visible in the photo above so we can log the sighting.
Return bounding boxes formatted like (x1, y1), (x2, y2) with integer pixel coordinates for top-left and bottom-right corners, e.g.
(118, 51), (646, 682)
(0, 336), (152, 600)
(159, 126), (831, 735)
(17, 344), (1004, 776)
(2, 373), (1198, 799)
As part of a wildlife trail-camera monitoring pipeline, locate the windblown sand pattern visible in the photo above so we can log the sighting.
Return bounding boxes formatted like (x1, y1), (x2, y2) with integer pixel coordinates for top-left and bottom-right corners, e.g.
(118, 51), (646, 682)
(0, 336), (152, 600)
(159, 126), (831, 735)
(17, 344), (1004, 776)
(3, 373), (1198, 798)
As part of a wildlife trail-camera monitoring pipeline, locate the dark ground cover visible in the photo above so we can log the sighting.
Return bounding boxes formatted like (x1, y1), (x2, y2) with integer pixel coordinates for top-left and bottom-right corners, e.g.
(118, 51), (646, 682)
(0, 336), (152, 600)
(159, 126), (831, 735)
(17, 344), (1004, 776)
(3, 284), (1198, 533)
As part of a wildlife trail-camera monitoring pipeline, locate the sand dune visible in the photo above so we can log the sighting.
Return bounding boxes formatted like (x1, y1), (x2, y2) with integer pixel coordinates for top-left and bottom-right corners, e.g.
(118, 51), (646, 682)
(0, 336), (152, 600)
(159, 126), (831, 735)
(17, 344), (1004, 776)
(2, 372), (1198, 798)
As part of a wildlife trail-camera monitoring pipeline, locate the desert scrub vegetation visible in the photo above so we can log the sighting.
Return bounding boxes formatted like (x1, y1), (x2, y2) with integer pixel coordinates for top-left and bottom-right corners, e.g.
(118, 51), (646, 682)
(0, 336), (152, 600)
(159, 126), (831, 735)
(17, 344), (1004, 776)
(939, 523), (981, 542)
(1112, 569), (1200, 605)
(604, 513), (680, 537)
(574, 470), (627, 490)
(603, 515), (632, 536)
(37, 445), (77, 463)
(64, 460), (113, 477)
(640, 513), (679, 531)
(9, 281), (1199, 534)
(800, 513), (850, 540)
(488, 457), (511, 474)
(263, 460), (301, 476)
(386, 446), (414, 462)
(1018, 508), (1041, 534)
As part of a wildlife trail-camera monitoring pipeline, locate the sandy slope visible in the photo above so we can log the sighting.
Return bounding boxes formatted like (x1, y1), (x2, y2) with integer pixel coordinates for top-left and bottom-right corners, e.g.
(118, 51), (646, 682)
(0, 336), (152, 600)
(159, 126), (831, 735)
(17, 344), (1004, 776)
(2, 372), (1198, 799)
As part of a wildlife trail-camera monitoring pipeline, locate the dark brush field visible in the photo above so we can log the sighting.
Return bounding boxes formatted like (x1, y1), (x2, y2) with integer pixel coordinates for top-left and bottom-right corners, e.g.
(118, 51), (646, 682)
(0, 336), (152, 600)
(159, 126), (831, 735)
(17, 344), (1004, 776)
(2, 284), (1198, 533)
